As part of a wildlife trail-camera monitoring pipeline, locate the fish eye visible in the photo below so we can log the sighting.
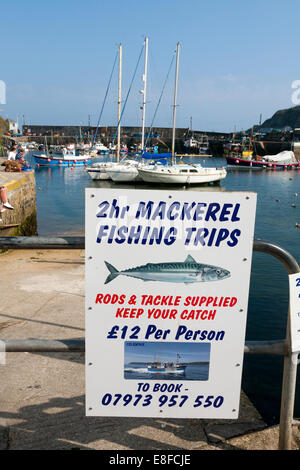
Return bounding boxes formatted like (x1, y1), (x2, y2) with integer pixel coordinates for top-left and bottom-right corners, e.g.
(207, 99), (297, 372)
(216, 270), (221, 275)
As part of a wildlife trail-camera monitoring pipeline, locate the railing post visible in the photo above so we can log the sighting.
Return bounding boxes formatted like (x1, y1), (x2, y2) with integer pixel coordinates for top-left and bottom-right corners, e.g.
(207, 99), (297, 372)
(278, 309), (298, 450)
(253, 240), (300, 450)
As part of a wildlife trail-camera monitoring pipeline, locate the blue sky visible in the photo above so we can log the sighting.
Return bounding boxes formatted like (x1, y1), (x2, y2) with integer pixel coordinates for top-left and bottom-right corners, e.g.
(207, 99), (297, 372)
(1, 0), (299, 132)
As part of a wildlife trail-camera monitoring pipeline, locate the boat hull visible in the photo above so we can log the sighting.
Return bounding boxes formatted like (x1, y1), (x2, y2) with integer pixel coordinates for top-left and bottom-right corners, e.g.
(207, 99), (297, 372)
(226, 155), (300, 170)
(147, 366), (186, 373)
(34, 155), (91, 167)
(138, 168), (226, 184)
(107, 169), (142, 182)
(86, 169), (111, 180)
(86, 162), (120, 180)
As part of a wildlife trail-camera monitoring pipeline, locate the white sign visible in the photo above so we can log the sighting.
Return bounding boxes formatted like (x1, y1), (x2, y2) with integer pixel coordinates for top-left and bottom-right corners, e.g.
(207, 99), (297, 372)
(85, 188), (257, 419)
(289, 273), (300, 352)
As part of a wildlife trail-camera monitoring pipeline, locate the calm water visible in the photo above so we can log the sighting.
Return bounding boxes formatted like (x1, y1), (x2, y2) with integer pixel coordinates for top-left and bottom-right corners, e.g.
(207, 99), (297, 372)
(26, 152), (300, 423)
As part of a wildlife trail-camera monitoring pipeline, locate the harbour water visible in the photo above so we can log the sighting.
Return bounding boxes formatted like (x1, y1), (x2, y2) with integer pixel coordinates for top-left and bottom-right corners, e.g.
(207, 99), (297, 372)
(26, 152), (300, 424)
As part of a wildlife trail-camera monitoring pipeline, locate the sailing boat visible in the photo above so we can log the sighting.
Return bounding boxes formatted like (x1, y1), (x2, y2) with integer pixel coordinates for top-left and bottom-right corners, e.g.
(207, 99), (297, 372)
(107, 37), (149, 183)
(86, 44), (123, 181)
(138, 43), (227, 185)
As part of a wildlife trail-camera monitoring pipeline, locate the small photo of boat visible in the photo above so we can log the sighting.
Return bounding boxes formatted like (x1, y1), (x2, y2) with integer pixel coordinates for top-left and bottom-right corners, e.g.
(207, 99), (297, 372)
(124, 341), (210, 381)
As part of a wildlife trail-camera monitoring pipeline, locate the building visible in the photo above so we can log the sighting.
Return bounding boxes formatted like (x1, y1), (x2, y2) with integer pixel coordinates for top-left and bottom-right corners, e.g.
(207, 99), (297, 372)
(6, 118), (19, 134)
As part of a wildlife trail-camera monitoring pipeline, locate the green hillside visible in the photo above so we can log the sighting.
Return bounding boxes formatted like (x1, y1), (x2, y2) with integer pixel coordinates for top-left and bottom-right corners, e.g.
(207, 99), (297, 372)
(260, 106), (300, 130)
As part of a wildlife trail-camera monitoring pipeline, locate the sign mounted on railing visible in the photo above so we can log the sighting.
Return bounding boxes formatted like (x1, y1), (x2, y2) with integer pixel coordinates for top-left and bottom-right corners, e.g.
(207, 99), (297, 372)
(288, 273), (300, 352)
(85, 188), (257, 419)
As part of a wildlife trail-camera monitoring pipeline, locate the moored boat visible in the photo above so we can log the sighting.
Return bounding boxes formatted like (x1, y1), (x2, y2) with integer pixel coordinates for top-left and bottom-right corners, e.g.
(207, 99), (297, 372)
(90, 141), (109, 154)
(226, 150), (300, 170)
(33, 147), (91, 167)
(86, 161), (118, 180)
(106, 160), (142, 182)
(138, 163), (227, 184)
(148, 354), (186, 373)
(148, 362), (186, 373)
(138, 43), (226, 185)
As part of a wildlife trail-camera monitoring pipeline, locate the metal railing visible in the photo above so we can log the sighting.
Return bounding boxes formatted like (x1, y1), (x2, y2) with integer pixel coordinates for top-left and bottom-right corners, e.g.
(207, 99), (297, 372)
(0, 236), (299, 450)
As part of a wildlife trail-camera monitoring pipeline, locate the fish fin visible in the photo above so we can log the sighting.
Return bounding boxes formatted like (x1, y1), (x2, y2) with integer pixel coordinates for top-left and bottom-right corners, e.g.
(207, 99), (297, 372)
(104, 261), (119, 284)
(185, 254), (196, 263)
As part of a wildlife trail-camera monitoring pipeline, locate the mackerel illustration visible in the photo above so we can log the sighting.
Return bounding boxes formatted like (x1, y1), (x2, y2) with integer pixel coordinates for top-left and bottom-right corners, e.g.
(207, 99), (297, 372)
(104, 255), (230, 285)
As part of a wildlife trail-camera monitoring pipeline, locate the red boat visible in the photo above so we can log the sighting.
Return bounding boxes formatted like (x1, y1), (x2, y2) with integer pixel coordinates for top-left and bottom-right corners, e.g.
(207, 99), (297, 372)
(226, 151), (300, 170)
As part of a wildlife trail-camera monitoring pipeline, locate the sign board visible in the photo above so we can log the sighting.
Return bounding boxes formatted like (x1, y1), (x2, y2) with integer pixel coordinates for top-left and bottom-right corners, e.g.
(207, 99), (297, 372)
(289, 273), (300, 352)
(86, 188), (257, 419)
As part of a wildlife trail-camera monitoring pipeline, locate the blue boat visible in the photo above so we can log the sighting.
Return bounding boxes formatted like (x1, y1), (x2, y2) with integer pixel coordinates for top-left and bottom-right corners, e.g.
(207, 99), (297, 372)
(33, 147), (91, 167)
(148, 362), (166, 372)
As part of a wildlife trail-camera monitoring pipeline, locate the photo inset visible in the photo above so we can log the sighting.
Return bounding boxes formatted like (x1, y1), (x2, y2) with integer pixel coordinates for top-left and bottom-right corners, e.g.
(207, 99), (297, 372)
(124, 341), (210, 381)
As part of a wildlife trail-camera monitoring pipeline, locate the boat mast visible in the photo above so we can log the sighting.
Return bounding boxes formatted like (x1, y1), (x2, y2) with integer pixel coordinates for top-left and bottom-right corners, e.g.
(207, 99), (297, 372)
(141, 37), (148, 153)
(117, 43), (122, 163)
(44, 136), (48, 155)
(172, 42), (180, 164)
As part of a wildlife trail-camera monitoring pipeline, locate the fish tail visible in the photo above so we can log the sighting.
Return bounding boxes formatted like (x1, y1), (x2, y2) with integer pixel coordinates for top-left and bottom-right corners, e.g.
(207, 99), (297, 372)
(104, 261), (119, 284)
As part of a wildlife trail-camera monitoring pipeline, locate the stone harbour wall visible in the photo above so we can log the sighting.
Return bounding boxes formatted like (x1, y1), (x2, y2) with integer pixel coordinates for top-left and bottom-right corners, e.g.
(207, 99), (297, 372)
(0, 167), (37, 236)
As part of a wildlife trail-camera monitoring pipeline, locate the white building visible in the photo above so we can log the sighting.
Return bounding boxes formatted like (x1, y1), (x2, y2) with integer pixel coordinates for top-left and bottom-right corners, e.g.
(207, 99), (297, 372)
(6, 118), (19, 134)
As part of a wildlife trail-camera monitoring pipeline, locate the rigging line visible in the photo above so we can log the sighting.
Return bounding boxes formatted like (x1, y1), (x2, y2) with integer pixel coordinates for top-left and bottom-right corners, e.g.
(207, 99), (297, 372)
(111, 43), (145, 147)
(92, 49), (119, 148)
(144, 52), (175, 149)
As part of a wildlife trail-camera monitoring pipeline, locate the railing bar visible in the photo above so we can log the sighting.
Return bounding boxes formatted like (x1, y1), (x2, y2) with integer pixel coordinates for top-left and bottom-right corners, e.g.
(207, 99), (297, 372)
(0, 236), (85, 249)
(0, 339), (286, 354)
(253, 239), (300, 275)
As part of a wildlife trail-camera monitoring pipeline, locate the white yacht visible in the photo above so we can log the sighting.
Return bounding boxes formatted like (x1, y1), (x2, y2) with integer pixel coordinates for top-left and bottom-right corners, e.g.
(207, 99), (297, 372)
(105, 38), (148, 183)
(86, 161), (118, 180)
(138, 163), (227, 185)
(106, 160), (142, 182)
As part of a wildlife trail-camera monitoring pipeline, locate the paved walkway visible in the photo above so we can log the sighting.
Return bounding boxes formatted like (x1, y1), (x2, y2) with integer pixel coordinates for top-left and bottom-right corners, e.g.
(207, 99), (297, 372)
(0, 248), (299, 450)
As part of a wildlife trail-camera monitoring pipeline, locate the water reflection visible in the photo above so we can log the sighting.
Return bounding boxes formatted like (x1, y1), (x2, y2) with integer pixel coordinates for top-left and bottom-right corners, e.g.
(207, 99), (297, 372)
(89, 178), (226, 192)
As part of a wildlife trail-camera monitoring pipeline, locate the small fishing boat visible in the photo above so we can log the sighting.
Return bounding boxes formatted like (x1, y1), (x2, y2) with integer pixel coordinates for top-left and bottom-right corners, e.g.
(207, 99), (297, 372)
(183, 135), (199, 150)
(90, 141), (109, 154)
(148, 355), (186, 373)
(226, 150), (300, 170)
(148, 362), (186, 373)
(148, 362), (166, 372)
(33, 147), (91, 167)
(198, 134), (211, 156)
